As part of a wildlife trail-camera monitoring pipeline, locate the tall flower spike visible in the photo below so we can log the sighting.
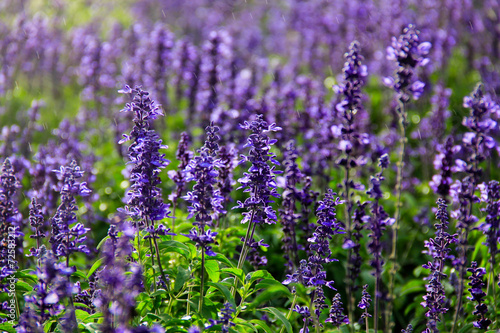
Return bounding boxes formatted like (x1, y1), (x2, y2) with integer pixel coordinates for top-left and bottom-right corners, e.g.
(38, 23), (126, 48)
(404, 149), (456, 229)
(384, 24), (431, 102)
(49, 160), (91, 261)
(279, 140), (303, 272)
(384, 25), (431, 330)
(235, 114), (281, 269)
(0, 159), (22, 294)
(467, 262), (491, 330)
(366, 154), (392, 332)
(325, 293), (349, 327)
(183, 123), (225, 232)
(28, 198), (45, 258)
(421, 199), (457, 333)
(119, 85), (171, 224)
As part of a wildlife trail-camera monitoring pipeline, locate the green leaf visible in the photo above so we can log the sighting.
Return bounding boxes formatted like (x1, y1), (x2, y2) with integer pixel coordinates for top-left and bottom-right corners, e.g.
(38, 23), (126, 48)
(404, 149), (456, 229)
(159, 240), (191, 259)
(15, 270), (38, 282)
(206, 281), (236, 309)
(399, 279), (425, 296)
(260, 307), (292, 333)
(87, 258), (104, 279)
(0, 323), (16, 333)
(340, 325), (350, 333)
(150, 289), (168, 298)
(72, 270), (88, 280)
(206, 253), (235, 268)
(15, 280), (33, 293)
(75, 309), (90, 321)
(234, 318), (258, 332)
(174, 266), (190, 292)
(205, 259), (220, 283)
(458, 323), (474, 333)
(248, 282), (290, 309)
(96, 236), (110, 250)
(246, 270), (273, 284)
(250, 319), (274, 333)
(220, 268), (244, 283)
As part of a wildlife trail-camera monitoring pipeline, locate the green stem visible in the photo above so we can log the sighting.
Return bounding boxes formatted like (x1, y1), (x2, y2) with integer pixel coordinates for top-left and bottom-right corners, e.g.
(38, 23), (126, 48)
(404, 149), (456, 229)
(198, 246), (205, 313)
(231, 210), (257, 297)
(387, 100), (406, 331)
(279, 294), (298, 333)
(172, 199), (177, 233)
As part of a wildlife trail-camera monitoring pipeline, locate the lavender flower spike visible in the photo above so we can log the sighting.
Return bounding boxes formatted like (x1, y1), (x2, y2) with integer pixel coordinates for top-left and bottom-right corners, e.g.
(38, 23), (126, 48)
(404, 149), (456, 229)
(325, 293), (349, 327)
(421, 199), (457, 333)
(234, 114), (281, 270)
(119, 85), (171, 225)
(467, 262), (491, 330)
(49, 160), (91, 263)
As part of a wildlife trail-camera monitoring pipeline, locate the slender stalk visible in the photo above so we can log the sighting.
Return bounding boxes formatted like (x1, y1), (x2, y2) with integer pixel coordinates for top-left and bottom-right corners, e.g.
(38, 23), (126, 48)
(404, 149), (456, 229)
(186, 284), (192, 316)
(343, 155), (355, 331)
(231, 210), (257, 297)
(387, 100), (406, 331)
(451, 228), (470, 333)
(153, 236), (170, 292)
(451, 142), (479, 333)
(279, 294), (298, 333)
(198, 246), (205, 313)
(172, 199), (177, 233)
(364, 310), (370, 333)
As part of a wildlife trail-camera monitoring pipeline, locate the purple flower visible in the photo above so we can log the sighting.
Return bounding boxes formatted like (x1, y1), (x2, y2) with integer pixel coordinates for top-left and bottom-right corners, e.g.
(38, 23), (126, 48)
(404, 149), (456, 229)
(28, 198), (45, 258)
(167, 132), (193, 204)
(119, 85), (171, 225)
(325, 293), (349, 327)
(207, 302), (236, 333)
(17, 251), (78, 331)
(183, 124), (225, 230)
(235, 114), (281, 267)
(49, 160), (91, 260)
(421, 199), (457, 332)
(479, 181), (500, 272)
(385, 24), (431, 102)
(279, 140), (304, 272)
(358, 284), (372, 318)
(467, 262), (491, 330)
(0, 159), (21, 292)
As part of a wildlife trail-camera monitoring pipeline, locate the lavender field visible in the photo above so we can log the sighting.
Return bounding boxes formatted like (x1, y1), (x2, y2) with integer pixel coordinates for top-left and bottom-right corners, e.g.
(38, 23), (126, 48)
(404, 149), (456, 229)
(1, 0), (500, 332)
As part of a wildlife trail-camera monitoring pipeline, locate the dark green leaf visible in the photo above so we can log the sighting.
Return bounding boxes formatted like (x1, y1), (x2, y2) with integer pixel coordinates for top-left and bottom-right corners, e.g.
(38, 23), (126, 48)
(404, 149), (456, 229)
(260, 307), (292, 333)
(250, 319), (274, 333)
(246, 270), (273, 284)
(206, 253), (235, 268)
(159, 240), (191, 259)
(87, 258), (104, 279)
(220, 268), (244, 284)
(174, 266), (190, 292)
(206, 281), (236, 309)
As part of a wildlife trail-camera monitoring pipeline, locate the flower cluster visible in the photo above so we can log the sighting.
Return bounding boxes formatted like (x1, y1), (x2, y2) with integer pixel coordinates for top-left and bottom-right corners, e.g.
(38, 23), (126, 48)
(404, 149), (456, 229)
(421, 199), (457, 332)
(49, 160), (91, 260)
(168, 132), (193, 206)
(0, 159), (22, 289)
(284, 190), (344, 328)
(28, 198), (45, 258)
(384, 24), (431, 101)
(236, 114), (281, 225)
(119, 85), (171, 225)
(17, 250), (78, 332)
(279, 140), (304, 272)
(325, 293), (349, 327)
(208, 302), (236, 333)
(467, 262), (491, 330)
(358, 284), (372, 319)
(182, 124), (224, 255)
